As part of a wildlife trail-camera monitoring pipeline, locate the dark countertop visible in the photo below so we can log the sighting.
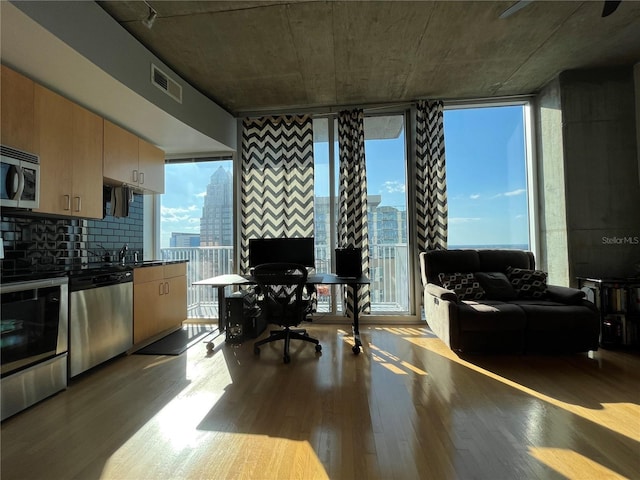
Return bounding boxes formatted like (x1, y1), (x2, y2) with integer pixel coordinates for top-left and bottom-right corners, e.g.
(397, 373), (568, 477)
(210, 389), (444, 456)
(132, 259), (189, 268)
(1, 259), (188, 284)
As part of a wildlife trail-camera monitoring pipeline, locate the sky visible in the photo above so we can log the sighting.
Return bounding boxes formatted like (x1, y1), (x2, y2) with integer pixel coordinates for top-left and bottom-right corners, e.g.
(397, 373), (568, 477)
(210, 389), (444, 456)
(444, 106), (529, 247)
(161, 161), (233, 248)
(160, 105), (529, 249)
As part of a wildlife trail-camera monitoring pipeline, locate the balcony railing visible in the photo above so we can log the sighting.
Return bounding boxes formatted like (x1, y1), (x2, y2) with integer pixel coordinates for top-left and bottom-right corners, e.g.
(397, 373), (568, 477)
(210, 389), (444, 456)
(161, 245), (409, 319)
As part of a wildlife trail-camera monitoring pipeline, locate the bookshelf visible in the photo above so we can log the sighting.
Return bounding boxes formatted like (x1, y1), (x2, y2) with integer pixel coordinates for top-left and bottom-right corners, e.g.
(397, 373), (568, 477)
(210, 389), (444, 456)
(577, 277), (640, 347)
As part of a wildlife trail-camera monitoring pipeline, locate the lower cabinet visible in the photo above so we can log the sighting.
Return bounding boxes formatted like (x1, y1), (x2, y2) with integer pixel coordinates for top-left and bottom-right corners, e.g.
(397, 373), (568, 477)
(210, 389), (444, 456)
(133, 263), (187, 345)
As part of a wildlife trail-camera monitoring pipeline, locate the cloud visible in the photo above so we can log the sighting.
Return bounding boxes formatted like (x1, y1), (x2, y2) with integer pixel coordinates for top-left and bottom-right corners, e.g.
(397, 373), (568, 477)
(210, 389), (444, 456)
(161, 205), (200, 223)
(382, 181), (405, 194)
(196, 191), (207, 198)
(470, 194), (481, 200)
(491, 188), (526, 199)
(449, 217), (482, 224)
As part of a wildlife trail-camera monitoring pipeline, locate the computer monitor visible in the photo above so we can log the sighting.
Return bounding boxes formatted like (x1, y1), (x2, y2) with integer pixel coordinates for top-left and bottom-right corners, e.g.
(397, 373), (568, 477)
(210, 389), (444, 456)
(248, 237), (315, 268)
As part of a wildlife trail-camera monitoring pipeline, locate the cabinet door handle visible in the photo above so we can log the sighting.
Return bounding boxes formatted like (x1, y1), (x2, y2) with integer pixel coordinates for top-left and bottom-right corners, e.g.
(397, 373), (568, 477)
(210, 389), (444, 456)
(139, 172), (144, 185)
(64, 194), (71, 211)
(75, 196), (81, 212)
(133, 170), (139, 183)
(159, 282), (164, 296)
(165, 282), (169, 294)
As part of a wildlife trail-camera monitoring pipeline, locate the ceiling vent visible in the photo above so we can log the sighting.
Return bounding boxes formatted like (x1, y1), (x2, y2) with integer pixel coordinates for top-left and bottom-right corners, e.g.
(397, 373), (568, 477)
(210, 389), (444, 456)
(151, 64), (182, 104)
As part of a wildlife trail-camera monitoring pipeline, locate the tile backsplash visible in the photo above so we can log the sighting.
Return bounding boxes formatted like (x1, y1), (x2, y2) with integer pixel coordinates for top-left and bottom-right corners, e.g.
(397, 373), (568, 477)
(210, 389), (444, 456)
(1, 192), (144, 273)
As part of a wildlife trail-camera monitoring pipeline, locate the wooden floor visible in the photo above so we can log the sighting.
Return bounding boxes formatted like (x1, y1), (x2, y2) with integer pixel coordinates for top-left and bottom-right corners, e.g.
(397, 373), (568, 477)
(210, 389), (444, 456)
(2, 324), (639, 480)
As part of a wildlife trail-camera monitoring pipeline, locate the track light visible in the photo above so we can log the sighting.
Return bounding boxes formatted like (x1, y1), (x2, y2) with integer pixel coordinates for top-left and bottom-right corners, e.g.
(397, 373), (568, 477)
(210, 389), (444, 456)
(142, 2), (157, 29)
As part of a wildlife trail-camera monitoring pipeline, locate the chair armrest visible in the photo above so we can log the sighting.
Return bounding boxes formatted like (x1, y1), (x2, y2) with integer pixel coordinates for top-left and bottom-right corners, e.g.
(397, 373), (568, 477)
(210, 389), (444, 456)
(546, 284), (586, 304)
(426, 283), (458, 303)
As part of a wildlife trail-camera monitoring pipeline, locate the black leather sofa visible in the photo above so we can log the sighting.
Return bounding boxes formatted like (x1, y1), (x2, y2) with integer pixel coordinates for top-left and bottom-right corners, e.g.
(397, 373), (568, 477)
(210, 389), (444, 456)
(420, 249), (600, 353)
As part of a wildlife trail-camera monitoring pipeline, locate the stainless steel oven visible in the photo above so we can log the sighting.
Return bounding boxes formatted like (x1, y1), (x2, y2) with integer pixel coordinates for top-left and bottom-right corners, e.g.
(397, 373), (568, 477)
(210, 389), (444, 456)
(1, 276), (68, 420)
(0, 144), (40, 209)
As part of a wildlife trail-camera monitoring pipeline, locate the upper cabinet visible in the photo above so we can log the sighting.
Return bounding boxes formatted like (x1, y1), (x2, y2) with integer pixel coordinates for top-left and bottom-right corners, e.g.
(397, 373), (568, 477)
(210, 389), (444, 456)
(72, 104), (104, 218)
(104, 120), (165, 194)
(103, 119), (138, 185)
(33, 85), (103, 219)
(1, 65), (36, 153)
(1, 65), (165, 215)
(138, 138), (165, 194)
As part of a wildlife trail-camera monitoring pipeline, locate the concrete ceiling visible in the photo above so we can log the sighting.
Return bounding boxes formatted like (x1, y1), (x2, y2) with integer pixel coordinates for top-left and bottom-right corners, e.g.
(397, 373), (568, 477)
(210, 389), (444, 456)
(97, 0), (640, 116)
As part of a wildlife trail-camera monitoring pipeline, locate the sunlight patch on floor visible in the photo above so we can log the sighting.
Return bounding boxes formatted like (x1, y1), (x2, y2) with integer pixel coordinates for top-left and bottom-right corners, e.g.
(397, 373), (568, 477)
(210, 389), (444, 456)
(369, 343), (428, 376)
(529, 447), (628, 479)
(407, 336), (640, 443)
(102, 430), (329, 479)
(155, 393), (225, 450)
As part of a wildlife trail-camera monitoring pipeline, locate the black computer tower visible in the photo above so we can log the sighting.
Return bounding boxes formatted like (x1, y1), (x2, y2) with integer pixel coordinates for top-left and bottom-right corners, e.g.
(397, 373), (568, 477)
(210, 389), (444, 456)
(335, 247), (362, 277)
(225, 290), (264, 344)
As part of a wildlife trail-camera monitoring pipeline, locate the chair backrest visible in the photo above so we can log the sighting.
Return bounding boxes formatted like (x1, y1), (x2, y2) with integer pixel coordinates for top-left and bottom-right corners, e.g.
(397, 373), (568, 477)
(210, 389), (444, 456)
(252, 263), (309, 327)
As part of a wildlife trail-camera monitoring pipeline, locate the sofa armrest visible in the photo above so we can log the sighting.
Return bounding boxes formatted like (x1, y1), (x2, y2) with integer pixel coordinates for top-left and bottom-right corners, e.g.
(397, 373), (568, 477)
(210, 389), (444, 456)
(426, 283), (458, 303)
(546, 284), (586, 304)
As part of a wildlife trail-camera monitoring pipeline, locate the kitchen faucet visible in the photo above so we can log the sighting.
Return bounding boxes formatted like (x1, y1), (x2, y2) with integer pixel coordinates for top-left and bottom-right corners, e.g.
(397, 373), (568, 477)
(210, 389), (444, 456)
(118, 243), (128, 265)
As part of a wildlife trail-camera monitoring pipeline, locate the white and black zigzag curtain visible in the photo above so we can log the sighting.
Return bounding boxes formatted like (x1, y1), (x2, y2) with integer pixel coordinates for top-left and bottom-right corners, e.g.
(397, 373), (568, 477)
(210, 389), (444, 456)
(416, 100), (448, 251)
(338, 109), (371, 316)
(240, 115), (314, 272)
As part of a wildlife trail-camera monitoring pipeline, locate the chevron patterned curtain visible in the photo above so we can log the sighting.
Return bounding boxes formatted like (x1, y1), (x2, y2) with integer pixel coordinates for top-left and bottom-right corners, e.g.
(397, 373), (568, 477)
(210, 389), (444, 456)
(240, 115), (314, 272)
(416, 100), (448, 251)
(338, 109), (371, 316)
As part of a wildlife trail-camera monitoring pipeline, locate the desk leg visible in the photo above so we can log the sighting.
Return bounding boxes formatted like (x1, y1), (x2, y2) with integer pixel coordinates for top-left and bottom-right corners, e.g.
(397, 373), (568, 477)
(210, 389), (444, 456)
(205, 286), (227, 353)
(217, 286), (226, 332)
(351, 283), (362, 355)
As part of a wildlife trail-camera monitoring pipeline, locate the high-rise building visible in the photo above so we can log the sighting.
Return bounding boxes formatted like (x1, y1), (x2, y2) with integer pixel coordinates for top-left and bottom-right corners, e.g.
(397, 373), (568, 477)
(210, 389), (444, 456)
(314, 195), (407, 246)
(200, 165), (233, 246)
(170, 232), (200, 247)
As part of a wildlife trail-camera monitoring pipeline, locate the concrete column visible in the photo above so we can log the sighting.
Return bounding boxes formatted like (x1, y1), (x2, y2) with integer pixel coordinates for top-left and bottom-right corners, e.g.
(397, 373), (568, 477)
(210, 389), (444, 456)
(537, 67), (640, 284)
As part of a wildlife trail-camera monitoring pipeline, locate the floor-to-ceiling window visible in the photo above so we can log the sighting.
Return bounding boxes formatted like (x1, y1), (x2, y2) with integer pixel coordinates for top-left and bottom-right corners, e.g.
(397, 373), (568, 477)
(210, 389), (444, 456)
(159, 158), (234, 319)
(443, 103), (533, 251)
(152, 102), (534, 322)
(313, 113), (411, 316)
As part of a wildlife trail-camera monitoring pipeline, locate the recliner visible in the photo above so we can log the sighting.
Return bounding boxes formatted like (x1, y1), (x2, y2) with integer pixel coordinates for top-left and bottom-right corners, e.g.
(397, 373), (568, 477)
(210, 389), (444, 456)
(252, 263), (322, 363)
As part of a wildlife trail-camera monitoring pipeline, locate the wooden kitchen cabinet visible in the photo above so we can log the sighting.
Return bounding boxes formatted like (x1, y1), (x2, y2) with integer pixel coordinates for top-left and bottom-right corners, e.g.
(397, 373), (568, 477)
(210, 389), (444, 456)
(138, 138), (165, 194)
(103, 119), (138, 186)
(162, 263), (187, 331)
(0, 65), (36, 153)
(104, 120), (165, 194)
(133, 263), (187, 345)
(33, 85), (103, 218)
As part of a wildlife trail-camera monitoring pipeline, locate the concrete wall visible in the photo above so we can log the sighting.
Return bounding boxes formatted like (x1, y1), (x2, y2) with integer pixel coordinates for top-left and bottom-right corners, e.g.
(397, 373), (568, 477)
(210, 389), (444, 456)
(537, 67), (640, 284)
(535, 77), (570, 285)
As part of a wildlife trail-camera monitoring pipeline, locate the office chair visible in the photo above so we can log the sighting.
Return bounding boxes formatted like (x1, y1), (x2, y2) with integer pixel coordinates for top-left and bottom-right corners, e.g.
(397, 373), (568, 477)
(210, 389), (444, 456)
(252, 263), (322, 363)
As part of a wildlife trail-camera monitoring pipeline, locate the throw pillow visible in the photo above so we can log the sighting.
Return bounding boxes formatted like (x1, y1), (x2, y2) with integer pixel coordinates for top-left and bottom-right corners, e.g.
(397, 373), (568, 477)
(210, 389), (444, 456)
(438, 272), (485, 300)
(475, 272), (517, 300)
(506, 267), (548, 298)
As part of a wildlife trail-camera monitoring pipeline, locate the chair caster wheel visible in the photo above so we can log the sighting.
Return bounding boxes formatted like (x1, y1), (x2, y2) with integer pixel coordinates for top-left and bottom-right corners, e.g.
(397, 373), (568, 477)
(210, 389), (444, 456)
(352, 345), (361, 355)
(284, 355), (291, 364)
(254, 346), (260, 355)
(315, 344), (322, 353)
(206, 341), (214, 352)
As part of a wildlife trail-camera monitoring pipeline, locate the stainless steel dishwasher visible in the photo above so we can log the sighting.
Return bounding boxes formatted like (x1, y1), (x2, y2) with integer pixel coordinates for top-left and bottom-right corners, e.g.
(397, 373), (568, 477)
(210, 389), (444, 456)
(69, 268), (133, 377)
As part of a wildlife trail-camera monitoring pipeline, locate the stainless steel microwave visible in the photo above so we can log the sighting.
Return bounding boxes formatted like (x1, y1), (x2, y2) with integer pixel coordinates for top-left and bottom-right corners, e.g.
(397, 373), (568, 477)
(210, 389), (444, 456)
(0, 145), (40, 209)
